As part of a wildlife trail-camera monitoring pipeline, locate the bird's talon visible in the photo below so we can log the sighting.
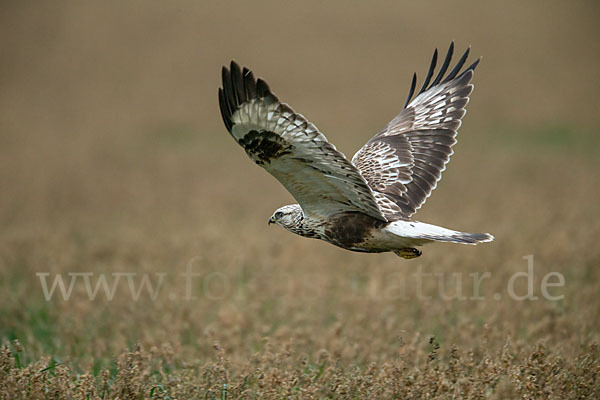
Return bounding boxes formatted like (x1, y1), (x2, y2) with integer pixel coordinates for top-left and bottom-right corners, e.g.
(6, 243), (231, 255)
(394, 248), (422, 259)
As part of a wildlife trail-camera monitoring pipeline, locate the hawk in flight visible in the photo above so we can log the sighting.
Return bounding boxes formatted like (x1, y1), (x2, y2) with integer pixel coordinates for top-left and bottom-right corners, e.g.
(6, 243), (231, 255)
(218, 43), (493, 259)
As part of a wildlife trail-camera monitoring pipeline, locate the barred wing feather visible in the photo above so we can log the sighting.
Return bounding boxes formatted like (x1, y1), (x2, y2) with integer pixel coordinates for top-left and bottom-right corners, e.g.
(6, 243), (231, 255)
(352, 43), (479, 220)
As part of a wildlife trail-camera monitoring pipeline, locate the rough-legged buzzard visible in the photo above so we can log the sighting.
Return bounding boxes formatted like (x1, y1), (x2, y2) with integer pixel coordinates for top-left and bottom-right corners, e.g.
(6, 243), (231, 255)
(218, 43), (493, 258)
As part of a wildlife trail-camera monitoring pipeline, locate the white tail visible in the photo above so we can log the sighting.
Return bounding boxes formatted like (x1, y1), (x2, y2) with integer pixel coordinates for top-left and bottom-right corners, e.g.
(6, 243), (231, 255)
(384, 220), (494, 245)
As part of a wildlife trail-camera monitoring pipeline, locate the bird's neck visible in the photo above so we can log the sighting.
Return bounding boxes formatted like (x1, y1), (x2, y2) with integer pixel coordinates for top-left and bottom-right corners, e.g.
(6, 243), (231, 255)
(293, 211), (322, 239)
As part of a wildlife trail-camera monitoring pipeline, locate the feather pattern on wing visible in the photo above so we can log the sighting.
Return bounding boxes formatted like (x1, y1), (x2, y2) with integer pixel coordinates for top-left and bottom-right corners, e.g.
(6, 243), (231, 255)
(352, 42), (480, 220)
(219, 62), (386, 221)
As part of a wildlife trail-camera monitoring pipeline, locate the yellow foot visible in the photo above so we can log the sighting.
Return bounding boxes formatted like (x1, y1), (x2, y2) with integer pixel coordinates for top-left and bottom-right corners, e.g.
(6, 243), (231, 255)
(394, 248), (422, 259)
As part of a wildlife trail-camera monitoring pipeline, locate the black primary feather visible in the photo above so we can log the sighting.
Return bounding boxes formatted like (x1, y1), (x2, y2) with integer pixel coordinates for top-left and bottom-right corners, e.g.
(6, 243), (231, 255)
(417, 48), (438, 96)
(431, 42), (454, 87)
(403, 73), (417, 108)
(403, 42), (480, 109)
(442, 47), (470, 83)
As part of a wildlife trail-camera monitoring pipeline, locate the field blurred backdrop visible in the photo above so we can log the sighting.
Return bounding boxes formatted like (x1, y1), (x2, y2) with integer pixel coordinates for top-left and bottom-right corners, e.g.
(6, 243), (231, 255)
(1, 0), (599, 398)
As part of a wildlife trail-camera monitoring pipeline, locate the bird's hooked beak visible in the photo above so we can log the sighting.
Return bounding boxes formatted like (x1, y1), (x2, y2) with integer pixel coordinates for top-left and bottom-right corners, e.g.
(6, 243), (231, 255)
(268, 216), (276, 225)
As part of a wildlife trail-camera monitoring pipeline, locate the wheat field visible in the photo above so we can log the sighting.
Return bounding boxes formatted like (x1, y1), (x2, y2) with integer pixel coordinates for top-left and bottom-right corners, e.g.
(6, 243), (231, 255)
(1, 1), (599, 398)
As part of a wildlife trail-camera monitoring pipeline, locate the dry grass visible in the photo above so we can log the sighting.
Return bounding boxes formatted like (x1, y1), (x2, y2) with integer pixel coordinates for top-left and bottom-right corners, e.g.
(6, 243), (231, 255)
(1, 1), (599, 398)
(1, 339), (598, 398)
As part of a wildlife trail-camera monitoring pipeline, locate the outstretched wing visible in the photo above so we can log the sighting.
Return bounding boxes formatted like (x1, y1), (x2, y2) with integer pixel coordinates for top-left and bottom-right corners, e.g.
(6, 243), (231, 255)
(352, 43), (479, 220)
(219, 61), (385, 221)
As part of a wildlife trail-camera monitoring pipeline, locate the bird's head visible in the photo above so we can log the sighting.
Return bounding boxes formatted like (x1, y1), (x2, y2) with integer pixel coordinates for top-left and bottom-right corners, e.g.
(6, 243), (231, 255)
(268, 204), (304, 233)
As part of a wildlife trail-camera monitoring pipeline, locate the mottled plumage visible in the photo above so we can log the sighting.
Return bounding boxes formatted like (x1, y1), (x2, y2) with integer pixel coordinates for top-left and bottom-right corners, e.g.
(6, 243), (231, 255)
(219, 43), (493, 258)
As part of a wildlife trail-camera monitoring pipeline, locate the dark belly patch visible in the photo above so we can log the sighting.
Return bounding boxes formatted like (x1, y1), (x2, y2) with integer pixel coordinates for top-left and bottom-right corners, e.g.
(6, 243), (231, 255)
(324, 212), (387, 249)
(238, 130), (293, 165)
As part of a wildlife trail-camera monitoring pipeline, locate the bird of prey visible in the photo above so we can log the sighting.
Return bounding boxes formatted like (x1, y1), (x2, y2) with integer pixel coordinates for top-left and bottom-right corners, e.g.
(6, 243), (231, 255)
(218, 43), (493, 259)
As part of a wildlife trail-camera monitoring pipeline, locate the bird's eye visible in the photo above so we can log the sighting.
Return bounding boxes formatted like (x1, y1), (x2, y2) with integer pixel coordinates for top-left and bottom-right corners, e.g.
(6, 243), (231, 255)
(275, 211), (283, 219)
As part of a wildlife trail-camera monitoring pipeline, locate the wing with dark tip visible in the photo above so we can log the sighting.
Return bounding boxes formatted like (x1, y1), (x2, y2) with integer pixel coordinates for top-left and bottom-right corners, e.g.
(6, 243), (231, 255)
(219, 61), (386, 221)
(352, 43), (480, 220)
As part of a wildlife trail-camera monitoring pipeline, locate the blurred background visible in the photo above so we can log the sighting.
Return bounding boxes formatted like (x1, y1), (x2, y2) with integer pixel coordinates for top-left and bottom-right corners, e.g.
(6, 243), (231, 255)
(1, 0), (598, 230)
(0, 0), (599, 395)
